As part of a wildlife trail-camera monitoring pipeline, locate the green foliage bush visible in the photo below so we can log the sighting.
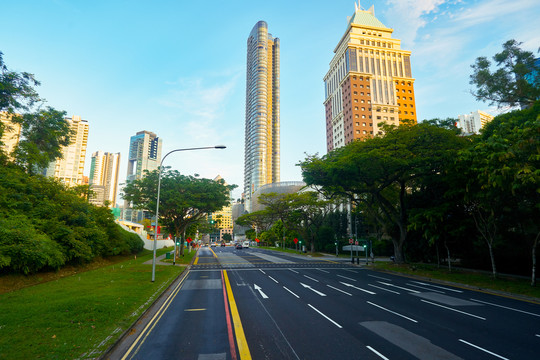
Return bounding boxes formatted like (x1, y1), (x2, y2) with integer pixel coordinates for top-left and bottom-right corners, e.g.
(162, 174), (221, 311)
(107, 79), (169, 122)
(0, 164), (144, 274)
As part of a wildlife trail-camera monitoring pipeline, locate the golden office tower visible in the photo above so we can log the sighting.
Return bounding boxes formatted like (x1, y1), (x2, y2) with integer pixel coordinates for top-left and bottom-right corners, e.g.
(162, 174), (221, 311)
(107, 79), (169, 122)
(324, 4), (417, 152)
(244, 21), (280, 212)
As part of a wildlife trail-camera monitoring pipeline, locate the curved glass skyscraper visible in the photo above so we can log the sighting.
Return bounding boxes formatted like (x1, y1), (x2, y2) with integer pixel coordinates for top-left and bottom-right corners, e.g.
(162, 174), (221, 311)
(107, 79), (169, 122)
(244, 21), (280, 212)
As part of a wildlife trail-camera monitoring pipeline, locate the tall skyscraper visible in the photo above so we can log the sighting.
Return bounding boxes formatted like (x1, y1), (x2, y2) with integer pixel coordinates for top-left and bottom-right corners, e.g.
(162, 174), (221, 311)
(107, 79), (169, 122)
(44, 115), (89, 186)
(89, 151), (120, 207)
(324, 4), (417, 152)
(244, 21), (280, 212)
(124, 130), (162, 222)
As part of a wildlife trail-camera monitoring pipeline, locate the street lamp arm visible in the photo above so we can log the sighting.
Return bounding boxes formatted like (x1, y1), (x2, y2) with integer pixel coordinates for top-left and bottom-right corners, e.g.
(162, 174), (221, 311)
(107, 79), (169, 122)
(160, 145), (226, 168)
(151, 144), (226, 282)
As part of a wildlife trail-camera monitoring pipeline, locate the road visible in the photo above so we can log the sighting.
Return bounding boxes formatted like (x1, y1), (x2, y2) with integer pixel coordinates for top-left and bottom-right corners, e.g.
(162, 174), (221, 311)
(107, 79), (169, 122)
(106, 246), (540, 360)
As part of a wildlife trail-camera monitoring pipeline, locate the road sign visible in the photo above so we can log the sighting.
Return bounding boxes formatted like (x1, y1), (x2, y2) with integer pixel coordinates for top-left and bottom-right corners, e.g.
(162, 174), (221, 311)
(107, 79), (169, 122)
(186, 237), (192, 243)
(256, 238), (260, 242)
(294, 238), (298, 244)
(349, 238), (353, 244)
(355, 240), (358, 245)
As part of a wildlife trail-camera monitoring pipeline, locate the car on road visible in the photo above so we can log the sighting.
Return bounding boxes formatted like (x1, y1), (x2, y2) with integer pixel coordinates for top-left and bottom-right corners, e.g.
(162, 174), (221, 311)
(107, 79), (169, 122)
(235, 243), (242, 249)
(242, 241), (250, 248)
(220, 242), (226, 247)
(210, 243), (216, 247)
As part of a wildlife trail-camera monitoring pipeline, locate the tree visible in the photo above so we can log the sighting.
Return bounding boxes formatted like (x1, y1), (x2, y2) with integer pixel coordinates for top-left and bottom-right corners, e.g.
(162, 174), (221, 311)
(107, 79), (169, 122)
(284, 192), (331, 253)
(122, 169), (235, 254)
(457, 103), (540, 282)
(236, 210), (275, 236)
(470, 39), (540, 109)
(300, 123), (468, 263)
(0, 51), (40, 113)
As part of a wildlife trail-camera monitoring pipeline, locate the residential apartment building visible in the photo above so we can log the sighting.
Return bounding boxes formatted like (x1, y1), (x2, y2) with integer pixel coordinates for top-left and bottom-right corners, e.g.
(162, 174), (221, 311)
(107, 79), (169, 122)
(244, 20), (280, 212)
(324, 4), (417, 152)
(457, 110), (494, 135)
(89, 151), (120, 207)
(44, 115), (89, 186)
(124, 130), (162, 222)
(0, 111), (21, 159)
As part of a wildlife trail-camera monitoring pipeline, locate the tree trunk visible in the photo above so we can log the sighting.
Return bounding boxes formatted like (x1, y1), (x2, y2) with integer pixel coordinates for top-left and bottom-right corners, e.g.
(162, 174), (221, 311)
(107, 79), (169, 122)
(488, 242), (497, 279)
(532, 232), (539, 287)
(393, 240), (405, 264)
(444, 241), (452, 272)
(435, 242), (440, 269)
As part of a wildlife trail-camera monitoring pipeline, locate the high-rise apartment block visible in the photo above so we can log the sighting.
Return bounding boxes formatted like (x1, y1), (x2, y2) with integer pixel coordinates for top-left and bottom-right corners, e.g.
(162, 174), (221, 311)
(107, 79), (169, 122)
(124, 130), (162, 222)
(244, 21), (280, 212)
(126, 130), (162, 182)
(324, 4), (417, 152)
(0, 111), (21, 159)
(44, 115), (89, 186)
(89, 151), (120, 207)
(457, 110), (494, 135)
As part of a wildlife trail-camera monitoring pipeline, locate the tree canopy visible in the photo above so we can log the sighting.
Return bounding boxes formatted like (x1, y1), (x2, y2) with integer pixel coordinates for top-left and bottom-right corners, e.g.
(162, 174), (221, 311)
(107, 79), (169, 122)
(470, 39), (540, 109)
(122, 169), (235, 253)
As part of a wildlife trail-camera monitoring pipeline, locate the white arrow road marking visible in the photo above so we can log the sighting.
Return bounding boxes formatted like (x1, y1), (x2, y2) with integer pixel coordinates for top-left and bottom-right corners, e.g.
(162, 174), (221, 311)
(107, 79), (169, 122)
(340, 281), (376, 294)
(377, 281), (420, 293)
(254, 284), (268, 299)
(300, 282), (326, 296)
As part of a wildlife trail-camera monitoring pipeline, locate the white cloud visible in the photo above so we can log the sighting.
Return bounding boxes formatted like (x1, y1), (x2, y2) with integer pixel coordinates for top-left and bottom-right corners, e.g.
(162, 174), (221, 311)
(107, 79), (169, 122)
(383, 0), (448, 46)
(452, 0), (538, 28)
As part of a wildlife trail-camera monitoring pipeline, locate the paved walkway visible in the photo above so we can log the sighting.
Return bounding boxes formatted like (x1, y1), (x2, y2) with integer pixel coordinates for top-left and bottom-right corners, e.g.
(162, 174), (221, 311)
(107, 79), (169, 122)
(143, 252), (193, 266)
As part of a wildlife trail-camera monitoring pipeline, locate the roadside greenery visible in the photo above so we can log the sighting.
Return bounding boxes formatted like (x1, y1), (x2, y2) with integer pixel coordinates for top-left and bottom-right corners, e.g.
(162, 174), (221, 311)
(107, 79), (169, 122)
(0, 247), (186, 360)
(0, 51), (144, 274)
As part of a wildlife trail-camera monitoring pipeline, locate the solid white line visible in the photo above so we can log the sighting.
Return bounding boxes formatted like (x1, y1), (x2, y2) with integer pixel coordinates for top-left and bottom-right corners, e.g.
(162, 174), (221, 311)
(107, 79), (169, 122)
(536, 334), (540, 338)
(259, 269), (266, 274)
(366, 346), (389, 360)
(268, 276), (279, 283)
(368, 274), (392, 281)
(283, 286), (299, 298)
(459, 339), (509, 360)
(288, 269), (299, 274)
(368, 284), (400, 294)
(303, 275), (319, 282)
(421, 299), (486, 320)
(367, 301), (418, 323)
(407, 283), (446, 294)
(377, 281), (420, 293)
(308, 304), (342, 328)
(337, 274), (356, 281)
(412, 281), (463, 293)
(343, 269), (358, 273)
(327, 284), (352, 296)
(317, 269), (330, 273)
(470, 299), (540, 317)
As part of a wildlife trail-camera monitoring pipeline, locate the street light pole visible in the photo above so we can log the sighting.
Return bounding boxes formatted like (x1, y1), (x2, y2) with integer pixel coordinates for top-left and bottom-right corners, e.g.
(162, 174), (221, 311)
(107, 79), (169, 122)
(151, 145), (226, 282)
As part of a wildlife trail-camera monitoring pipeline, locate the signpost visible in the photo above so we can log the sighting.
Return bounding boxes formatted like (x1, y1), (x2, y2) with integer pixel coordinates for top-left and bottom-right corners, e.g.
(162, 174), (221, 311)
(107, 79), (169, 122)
(355, 240), (359, 258)
(187, 237), (192, 253)
(294, 238), (298, 252)
(349, 238), (353, 263)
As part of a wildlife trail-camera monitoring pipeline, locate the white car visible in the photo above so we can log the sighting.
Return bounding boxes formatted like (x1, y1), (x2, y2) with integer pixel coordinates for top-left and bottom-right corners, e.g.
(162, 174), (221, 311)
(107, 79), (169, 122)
(242, 241), (250, 248)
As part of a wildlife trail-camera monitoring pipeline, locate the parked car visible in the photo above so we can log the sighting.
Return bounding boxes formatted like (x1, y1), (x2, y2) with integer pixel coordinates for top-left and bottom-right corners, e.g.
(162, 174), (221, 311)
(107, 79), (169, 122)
(235, 243), (243, 249)
(220, 242), (226, 247)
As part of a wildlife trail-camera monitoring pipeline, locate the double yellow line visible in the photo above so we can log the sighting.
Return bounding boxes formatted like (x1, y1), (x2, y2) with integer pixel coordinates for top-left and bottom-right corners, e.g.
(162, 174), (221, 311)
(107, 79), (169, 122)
(223, 270), (252, 359)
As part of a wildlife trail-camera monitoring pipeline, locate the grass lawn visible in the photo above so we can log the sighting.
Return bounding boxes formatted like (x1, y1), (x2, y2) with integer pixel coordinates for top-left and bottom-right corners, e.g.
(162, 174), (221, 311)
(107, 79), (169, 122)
(373, 262), (540, 301)
(0, 247), (195, 360)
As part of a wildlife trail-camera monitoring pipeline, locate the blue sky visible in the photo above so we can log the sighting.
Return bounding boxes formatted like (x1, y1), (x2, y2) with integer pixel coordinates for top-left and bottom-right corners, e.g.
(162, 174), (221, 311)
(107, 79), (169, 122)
(2, 0), (539, 201)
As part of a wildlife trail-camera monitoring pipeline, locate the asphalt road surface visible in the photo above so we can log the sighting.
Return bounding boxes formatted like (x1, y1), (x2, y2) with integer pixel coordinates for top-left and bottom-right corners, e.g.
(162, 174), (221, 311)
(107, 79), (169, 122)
(105, 246), (540, 360)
